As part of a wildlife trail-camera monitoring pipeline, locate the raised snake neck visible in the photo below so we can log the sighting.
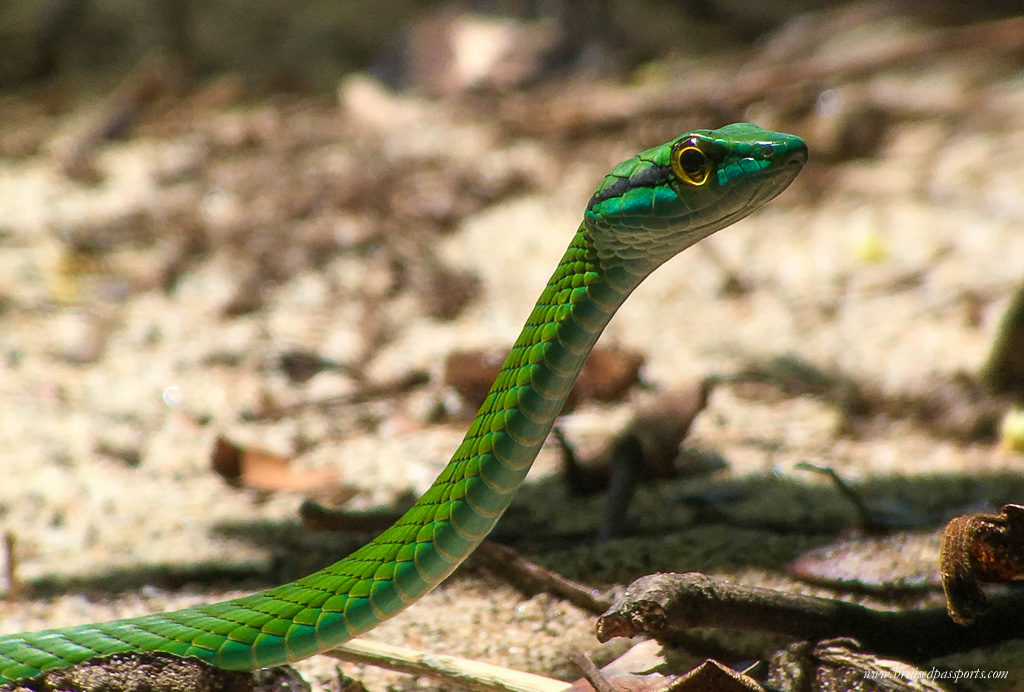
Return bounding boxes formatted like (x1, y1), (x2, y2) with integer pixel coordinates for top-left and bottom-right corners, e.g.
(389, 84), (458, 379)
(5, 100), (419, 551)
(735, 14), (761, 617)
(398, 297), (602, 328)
(0, 123), (806, 682)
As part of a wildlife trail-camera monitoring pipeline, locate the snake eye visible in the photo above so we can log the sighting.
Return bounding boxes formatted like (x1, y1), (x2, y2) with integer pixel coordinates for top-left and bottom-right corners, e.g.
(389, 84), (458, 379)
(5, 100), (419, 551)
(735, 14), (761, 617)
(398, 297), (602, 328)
(672, 145), (712, 186)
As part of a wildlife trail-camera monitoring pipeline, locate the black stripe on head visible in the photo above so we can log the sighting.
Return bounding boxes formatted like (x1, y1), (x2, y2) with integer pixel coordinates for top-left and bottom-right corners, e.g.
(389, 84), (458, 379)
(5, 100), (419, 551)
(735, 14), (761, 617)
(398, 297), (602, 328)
(588, 164), (673, 208)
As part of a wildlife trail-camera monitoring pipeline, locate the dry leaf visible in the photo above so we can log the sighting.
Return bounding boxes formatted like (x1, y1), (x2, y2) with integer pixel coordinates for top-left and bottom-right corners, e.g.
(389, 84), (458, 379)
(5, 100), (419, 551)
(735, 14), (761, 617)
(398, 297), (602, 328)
(210, 435), (343, 496)
(444, 346), (645, 415)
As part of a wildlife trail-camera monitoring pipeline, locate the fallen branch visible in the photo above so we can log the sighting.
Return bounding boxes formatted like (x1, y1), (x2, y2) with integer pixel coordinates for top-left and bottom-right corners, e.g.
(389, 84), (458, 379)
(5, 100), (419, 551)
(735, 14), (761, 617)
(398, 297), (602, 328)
(327, 637), (570, 692)
(596, 572), (1024, 660)
(475, 541), (612, 615)
(567, 648), (615, 692)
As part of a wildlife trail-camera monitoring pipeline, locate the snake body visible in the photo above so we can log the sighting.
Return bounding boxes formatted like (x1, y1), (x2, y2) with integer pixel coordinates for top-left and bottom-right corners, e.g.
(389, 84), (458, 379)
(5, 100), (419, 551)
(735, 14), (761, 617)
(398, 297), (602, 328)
(0, 123), (806, 683)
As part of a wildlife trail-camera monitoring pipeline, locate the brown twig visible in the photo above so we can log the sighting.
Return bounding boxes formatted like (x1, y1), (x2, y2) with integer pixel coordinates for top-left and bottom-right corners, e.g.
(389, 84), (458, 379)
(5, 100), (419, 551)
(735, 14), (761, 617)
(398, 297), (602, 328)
(56, 53), (185, 181)
(475, 541), (612, 615)
(241, 370), (430, 422)
(554, 381), (716, 540)
(1, 531), (19, 601)
(794, 461), (887, 533)
(596, 571), (1024, 661)
(719, 14), (1024, 110)
(568, 648), (616, 692)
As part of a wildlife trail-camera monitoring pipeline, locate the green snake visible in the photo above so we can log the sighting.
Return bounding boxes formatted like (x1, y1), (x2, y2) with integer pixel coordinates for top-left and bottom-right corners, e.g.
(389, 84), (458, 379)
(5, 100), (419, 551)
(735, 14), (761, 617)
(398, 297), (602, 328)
(0, 123), (806, 683)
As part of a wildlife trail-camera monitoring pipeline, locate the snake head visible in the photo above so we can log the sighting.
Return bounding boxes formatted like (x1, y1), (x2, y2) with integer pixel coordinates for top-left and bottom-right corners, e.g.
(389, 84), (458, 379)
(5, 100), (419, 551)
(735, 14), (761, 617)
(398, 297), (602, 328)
(584, 123), (807, 273)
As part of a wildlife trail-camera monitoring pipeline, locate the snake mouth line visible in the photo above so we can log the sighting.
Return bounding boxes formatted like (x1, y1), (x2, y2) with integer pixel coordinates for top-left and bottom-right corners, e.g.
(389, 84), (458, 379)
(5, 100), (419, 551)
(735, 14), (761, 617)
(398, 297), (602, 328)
(680, 160), (803, 241)
(735, 162), (803, 217)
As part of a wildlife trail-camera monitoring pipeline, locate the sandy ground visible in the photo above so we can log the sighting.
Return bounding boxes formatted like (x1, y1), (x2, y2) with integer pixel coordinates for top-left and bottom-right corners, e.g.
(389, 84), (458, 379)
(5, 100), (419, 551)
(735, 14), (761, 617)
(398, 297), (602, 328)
(2, 49), (1024, 689)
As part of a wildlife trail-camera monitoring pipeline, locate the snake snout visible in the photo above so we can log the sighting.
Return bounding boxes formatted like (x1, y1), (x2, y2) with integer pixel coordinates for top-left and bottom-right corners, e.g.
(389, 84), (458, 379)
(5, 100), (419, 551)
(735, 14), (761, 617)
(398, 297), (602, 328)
(782, 147), (808, 169)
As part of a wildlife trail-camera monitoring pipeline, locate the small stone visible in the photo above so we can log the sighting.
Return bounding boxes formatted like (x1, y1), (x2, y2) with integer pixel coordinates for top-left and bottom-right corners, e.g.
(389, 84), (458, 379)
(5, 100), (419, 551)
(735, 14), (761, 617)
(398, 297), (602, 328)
(50, 310), (107, 364)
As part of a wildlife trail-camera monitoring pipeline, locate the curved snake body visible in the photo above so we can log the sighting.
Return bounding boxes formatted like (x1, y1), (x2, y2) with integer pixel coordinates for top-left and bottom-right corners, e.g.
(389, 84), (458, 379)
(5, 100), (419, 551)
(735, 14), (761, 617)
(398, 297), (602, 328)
(0, 123), (806, 682)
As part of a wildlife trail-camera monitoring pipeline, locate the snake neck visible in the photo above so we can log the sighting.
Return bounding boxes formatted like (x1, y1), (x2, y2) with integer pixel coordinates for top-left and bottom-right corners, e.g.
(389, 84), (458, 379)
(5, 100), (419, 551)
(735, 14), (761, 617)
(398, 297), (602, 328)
(330, 223), (639, 596)
(0, 224), (645, 683)
(0, 125), (808, 683)
(460, 221), (638, 476)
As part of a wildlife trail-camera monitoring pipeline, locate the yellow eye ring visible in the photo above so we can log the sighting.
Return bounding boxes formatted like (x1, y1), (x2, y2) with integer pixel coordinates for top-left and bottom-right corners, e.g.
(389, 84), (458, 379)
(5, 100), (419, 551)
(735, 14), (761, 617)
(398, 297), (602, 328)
(671, 145), (711, 186)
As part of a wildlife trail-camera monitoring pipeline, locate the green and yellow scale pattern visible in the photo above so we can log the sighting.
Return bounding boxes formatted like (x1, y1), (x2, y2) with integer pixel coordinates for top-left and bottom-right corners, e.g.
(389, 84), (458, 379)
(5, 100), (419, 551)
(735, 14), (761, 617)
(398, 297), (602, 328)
(0, 122), (807, 683)
(0, 226), (630, 681)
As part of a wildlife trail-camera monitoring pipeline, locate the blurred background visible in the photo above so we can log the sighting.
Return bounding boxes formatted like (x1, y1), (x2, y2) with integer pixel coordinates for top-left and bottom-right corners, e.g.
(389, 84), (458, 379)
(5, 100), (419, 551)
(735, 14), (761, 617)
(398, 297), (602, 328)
(0, 1), (1024, 91)
(3, 1), (1018, 90)
(4, 1), (1024, 689)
